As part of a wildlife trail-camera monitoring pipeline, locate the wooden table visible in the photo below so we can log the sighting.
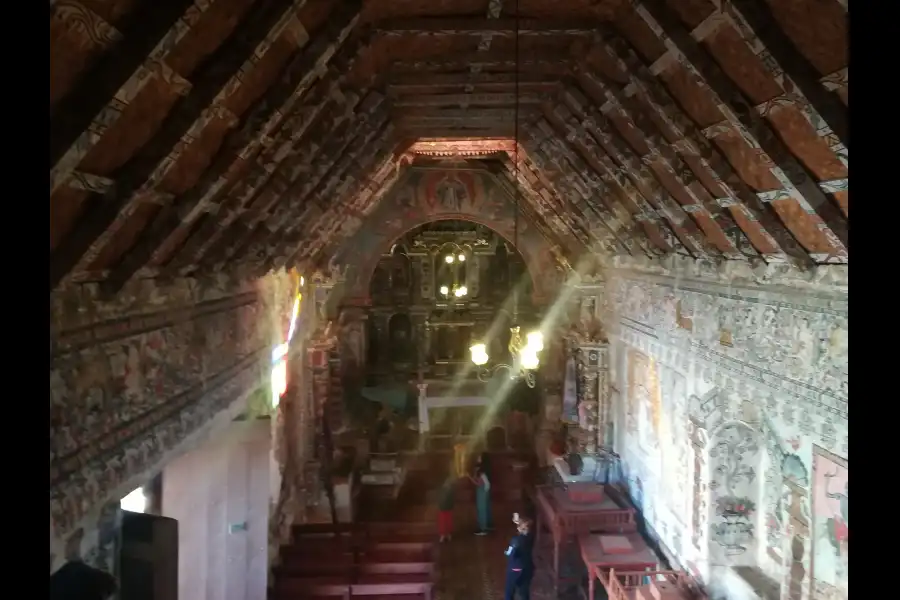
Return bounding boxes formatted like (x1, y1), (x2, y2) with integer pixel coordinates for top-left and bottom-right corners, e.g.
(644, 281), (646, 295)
(602, 569), (699, 600)
(578, 533), (659, 600)
(532, 485), (637, 593)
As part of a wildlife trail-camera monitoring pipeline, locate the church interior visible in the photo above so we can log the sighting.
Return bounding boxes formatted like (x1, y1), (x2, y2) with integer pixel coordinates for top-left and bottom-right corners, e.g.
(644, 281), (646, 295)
(49, 1), (847, 599)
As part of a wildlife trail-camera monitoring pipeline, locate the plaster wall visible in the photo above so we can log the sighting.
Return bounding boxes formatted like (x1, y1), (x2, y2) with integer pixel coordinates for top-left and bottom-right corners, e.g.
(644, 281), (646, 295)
(601, 258), (847, 600)
(50, 270), (297, 571)
(162, 419), (271, 600)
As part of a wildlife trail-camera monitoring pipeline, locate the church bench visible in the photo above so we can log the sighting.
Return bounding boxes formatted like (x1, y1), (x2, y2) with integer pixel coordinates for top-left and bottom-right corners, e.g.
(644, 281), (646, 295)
(369, 540), (432, 554)
(365, 531), (433, 544)
(350, 581), (433, 600)
(274, 562), (355, 577)
(293, 523), (360, 536)
(280, 546), (356, 561)
(356, 574), (433, 585)
(364, 521), (436, 536)
(274, 578), (352, 598)
(363, 548), (433, 563)
(357, 562), (434, 576)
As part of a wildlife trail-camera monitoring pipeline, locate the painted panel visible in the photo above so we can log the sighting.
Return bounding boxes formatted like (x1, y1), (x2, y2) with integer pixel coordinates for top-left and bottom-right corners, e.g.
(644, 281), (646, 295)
(810, 446), (848, 600)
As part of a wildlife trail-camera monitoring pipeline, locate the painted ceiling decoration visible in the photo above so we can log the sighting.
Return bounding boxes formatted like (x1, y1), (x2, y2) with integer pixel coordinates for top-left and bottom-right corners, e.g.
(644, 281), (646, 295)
(50, 0), (848, 296)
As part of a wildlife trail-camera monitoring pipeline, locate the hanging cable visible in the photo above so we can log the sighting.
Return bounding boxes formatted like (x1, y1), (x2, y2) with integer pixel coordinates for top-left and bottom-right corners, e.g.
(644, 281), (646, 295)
(512, 0), (521, 324)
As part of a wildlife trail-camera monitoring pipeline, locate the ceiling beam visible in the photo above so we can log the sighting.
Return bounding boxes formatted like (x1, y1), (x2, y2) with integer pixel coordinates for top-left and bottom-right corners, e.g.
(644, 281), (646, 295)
(554, 88), (698, 256)
(502, 151), (596, 251)
(391, 54), (573, 74)
(632, 0), (848, 262)
(50, 0), (197, 179)
(491, 158), (589, 257)
(408, 139), (517, 155)
(298, 147), (405, 268)
(216, 105), (391, 272)
(392, 93), (546, 107)
(577, 70), (745, 259)
(93, 2), (365, 293)
(375, 18), (602, 37)
(387, 72), (559, 92)
(51, 0), (310, 291)
(260, 122), (397, 273)
(595, 37), (811, 266)
(724, 0), (848, 157)
(188, 85), (377, 273)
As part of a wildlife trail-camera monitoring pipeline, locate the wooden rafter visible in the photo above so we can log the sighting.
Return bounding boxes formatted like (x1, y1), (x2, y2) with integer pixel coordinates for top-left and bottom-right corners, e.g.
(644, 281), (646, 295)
(630, 0), (848, 262)
(51, 0), (316, 290)
(593, 35), (811, 265)
(93, 2), (366, 292)
(49, 0), (849, 294)
(50, 0), (198, 181)
(374, 18), (602, 37)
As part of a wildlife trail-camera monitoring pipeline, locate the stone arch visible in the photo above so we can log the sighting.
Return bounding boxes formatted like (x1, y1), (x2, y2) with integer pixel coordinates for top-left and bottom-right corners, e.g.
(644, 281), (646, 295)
(332, 168), (564, 303)
(354, 216), (546, 301)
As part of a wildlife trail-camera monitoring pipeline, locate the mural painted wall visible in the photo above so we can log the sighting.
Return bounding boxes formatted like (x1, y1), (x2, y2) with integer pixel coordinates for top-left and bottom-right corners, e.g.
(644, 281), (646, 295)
(602, 257), (847, 600)
(332, 167), (565, 302)
(50, 270), (296, 572)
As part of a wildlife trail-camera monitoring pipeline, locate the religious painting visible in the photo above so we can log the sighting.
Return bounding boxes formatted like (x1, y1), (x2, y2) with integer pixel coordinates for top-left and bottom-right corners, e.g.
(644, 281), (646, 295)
(811, 446), (848, 599)
(420, 170), (480, 214)
(658, 367), (689, 526)
(625, 348), (661, 454)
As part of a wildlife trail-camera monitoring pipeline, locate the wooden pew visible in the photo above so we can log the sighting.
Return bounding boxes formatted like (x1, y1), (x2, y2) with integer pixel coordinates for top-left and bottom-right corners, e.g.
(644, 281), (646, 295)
(273, 580), (351, 599)
(350, 581), (433, 600)
(357, 562), (434, 577)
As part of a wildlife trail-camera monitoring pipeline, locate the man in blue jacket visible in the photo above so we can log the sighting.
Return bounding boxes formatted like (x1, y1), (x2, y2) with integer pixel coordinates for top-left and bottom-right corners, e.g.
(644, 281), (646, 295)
(504, 513), (536, 600)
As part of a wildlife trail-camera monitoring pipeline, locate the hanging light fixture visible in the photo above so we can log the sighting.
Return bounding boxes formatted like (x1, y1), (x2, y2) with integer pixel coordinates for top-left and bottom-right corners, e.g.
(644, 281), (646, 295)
(440, 284), (468, 298)
(469, 326), (544, 388)
(468, 5), (541, 389)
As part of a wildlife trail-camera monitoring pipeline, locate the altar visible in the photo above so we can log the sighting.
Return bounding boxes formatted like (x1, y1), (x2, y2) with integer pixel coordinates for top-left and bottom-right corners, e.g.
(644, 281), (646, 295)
(417, 395), (492, 434)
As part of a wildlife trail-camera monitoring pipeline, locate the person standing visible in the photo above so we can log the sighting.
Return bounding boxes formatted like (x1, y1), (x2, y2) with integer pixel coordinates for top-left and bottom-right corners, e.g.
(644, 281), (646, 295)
(504, 514), (536, 600)
(469, 452), (493, 535)
(437, 478), (456, 542)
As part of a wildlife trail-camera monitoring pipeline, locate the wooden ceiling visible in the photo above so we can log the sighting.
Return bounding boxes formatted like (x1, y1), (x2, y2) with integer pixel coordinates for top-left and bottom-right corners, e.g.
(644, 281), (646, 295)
(50, 0), (848, 295)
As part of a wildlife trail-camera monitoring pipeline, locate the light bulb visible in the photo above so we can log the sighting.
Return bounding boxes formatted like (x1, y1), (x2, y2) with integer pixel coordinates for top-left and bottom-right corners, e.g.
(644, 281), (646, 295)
(526, 331), (544, 353)
(458, 286), (468, 296)
(445, 255), (454, 263)
(440, 285), (449, 295)
(520, 350), (539, 370)
(470, 344), (489, 366)
(458, 254), (466, 262)
(300, 276), (305, 287)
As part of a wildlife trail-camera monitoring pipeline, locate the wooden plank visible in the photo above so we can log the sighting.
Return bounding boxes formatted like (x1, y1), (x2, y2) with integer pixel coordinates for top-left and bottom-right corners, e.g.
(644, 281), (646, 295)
(50, 0), (303, 290)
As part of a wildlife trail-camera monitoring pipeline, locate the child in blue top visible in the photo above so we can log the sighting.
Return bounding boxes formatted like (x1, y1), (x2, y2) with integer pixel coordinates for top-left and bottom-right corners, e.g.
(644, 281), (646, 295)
(504, 513), (536, 600)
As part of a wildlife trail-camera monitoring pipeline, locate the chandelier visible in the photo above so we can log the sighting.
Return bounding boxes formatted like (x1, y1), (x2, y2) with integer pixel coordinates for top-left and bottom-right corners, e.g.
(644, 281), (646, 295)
(469, 326), (543, 388)
(440, 252), (468, 298)
(468, 7), (542, 389)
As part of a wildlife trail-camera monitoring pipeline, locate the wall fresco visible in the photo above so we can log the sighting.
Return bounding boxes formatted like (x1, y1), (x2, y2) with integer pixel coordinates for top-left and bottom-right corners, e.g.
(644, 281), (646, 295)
(810, 446), (848, 600)
(601, 260), (847, 600)
(50, 269), (296, 572)
(332, 167), (563, 302)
